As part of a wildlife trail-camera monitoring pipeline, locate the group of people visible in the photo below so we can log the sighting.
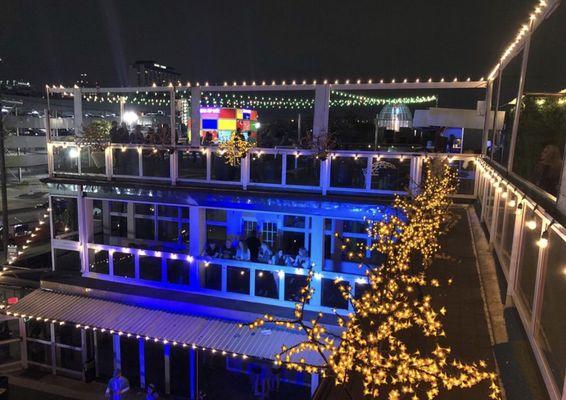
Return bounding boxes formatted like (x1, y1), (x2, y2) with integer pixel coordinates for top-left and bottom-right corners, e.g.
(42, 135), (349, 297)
(109, 120), (172, 144)
(201, 231), (311, 268)
(106, 369), (158, 399)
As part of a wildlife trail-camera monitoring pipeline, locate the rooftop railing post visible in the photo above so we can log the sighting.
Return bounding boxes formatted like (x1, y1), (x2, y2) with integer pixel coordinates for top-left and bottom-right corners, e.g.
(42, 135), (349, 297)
(481, 80), (494, 156)
(190, 87), (201, 147)
(507, 23), (533, 172)
(490, 68), (503, 161)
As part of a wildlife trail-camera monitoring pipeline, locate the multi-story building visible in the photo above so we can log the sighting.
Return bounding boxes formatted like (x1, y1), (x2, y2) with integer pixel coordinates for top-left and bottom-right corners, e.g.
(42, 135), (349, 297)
(130, 60), (181, 87)
(2, 3), (566, 398)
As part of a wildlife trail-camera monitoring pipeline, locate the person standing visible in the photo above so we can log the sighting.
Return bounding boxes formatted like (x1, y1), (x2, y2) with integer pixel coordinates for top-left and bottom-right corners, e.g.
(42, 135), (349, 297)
(105, 370), (129, 399)
(235, 241), (251, 261)
(146, 383), (159, 400)
(246, 231), (261, 262)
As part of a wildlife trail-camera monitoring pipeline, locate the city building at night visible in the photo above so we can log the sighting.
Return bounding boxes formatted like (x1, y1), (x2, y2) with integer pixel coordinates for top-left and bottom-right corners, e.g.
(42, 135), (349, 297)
(0, 1), (565, 400)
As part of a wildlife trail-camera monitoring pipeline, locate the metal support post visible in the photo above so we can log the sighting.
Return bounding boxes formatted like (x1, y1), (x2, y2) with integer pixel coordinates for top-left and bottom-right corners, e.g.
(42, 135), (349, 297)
(481, 80), (494, 156)
(507, 24), (533, 172)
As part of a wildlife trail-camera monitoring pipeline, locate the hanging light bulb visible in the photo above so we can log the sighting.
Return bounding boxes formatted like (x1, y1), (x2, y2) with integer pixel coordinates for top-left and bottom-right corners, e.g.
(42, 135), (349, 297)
(507, 199), (516, 208)
(526, 218), (537, 230)
(537, 229), (549, 248)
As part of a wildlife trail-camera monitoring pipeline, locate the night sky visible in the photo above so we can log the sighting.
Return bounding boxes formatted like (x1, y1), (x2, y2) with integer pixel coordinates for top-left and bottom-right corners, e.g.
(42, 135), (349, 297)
(1, 0), (564, 95)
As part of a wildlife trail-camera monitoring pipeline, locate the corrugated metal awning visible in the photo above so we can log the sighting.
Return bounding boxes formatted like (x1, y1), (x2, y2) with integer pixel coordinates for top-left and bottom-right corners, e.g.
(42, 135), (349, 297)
(6, 289), (328, 365)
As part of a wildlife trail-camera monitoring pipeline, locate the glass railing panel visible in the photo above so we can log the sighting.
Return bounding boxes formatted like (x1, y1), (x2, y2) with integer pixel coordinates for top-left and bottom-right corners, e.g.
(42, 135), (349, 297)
(499, 193), (518, 270)
(330, 156), (367, 188)
(451, 159), (476, 195)
(494, 194), (506, 248)
(370, 157), (410, 191)
(535, 229), (566, 390)
(484, 185), (495, 229)
(516, 208), (542, 314)
(203, 263), (222, 290)
(227, 266), (250, 294)
(178, 150), (207, 180)
(254, 269), (279, 299)
(285, 155), (320, 186)
(321, 278), (348, 310)
(284, 273), (308, 302)
(79, 146), (105, 175)
(250, 153), (283, 184)
(53, 146), (79, 174)
(142, 149), (170, 178)
(210, 153), (240, 182)
(112, 148), (139, 176)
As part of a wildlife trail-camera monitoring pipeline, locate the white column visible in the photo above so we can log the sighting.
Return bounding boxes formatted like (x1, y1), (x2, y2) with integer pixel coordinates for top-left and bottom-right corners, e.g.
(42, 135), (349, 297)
(19, 319), (28, 369)
(77, 189), (89, 275)
(507, 25), (532, 171)
(189, 207), (206, 288)
(313, 85), (330, 140)
(50, 323), (56, 374)
(190, 87), (201, 147)
(310, 216), (324, 307)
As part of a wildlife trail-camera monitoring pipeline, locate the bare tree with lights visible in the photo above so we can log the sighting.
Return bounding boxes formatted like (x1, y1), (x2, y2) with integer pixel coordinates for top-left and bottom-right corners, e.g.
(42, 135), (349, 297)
(241, 160), (501, 399)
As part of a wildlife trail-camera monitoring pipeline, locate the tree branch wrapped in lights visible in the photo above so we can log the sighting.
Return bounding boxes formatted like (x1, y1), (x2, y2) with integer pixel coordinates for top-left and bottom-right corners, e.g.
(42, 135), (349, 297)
(218, 132), (254, 166)
(240, 160), (501, 399)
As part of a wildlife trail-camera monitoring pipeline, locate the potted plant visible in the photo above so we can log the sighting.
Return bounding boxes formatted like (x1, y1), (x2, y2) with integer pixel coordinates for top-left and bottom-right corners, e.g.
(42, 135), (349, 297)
(76, 120), (111, 168)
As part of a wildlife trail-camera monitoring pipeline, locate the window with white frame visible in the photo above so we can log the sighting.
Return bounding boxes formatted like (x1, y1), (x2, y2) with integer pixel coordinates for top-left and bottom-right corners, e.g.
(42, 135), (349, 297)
(261, 221), (277, 246)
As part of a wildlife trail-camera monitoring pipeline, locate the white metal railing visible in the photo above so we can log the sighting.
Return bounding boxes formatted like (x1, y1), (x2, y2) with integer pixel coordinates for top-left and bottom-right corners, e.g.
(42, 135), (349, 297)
(47, 142), (479, 198)
(81, 242), (366, 314)
(477, 160), (566, 400)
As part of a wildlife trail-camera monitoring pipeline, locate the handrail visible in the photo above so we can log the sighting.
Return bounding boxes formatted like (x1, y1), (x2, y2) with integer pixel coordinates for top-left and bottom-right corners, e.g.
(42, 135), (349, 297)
(82, 242), (366, 314)
(47, 142), (479, 198)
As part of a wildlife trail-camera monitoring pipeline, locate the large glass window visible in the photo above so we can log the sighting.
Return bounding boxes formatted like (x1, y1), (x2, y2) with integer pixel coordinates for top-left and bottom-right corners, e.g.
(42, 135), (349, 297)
(111, 216), (128, 238)
(52, 197), (79, 240)
(135, 218), (155, 240)
(158, 220), (179, 242)
(54, 249), (81, 274)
